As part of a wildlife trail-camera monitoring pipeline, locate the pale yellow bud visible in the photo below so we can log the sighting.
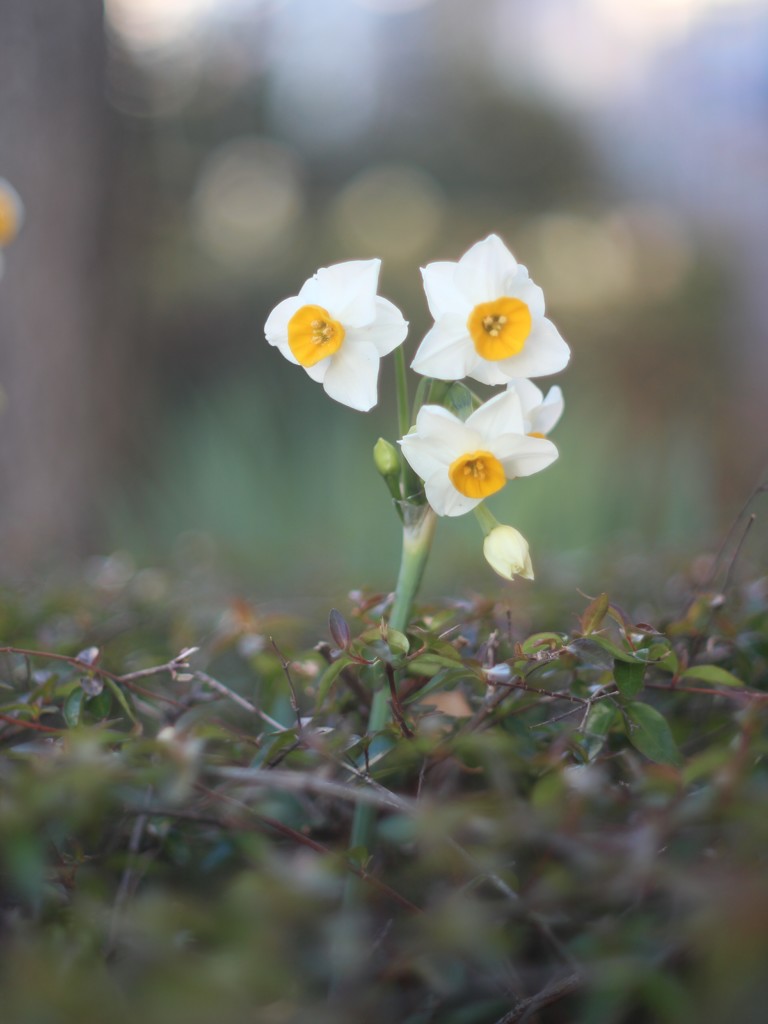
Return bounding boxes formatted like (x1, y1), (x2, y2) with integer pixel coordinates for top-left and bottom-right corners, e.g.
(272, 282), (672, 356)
(483, 525), (534, 581)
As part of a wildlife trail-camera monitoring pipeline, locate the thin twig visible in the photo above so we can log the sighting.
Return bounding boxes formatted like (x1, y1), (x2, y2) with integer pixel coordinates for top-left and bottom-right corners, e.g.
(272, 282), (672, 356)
(211, 766), (409, 813)
(492, 971), (584, 1024)
(195, 783), (420, 913)
(195, 671), (288, 731)
(105, 786), (153, 956)
(270, 637), (304, 736)
(385, 661), (414, 738)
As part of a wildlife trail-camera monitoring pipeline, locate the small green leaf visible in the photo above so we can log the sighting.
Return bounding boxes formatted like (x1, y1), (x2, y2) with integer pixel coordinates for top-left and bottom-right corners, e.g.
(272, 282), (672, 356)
(680, 665), (744, 688)
(520, 632), (566, 656)
(613, 659), (645, 698)
(384, 628), (410, 658)
(86, 687), (113, 720)
(408, 654), (466, 677)
(580, 592), (610, 635)
(315, 655), (354, 707)
(103, 678), (139, 728)
(624, 702), (683, 766)
(63, 688), (84, 728)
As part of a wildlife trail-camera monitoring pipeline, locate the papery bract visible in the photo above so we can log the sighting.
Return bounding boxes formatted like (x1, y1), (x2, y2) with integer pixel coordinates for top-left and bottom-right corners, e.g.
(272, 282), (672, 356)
(399, 390), (558, 517)
(483, 524), (534, 581)
(412, 234), (569, 385)
(265, 259), (408, 412)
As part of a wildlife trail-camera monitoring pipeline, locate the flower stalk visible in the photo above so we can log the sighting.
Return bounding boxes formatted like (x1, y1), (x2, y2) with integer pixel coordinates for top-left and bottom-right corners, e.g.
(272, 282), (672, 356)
(346, 501), (436, 867)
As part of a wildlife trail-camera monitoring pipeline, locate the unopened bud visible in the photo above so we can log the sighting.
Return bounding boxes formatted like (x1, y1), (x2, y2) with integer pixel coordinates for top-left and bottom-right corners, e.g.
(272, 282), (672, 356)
(483, 525), (534, 581)
(373, 437), (400, 479)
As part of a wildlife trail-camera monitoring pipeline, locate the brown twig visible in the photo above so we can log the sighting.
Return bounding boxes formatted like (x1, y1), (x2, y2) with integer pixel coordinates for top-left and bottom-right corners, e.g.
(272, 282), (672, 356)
(493, 970), (584, 1024)
(195, 783), (420, 913)
(195, 670), (287, 731)
(270, 637), (304, 735)
(385, 661), (414, 738)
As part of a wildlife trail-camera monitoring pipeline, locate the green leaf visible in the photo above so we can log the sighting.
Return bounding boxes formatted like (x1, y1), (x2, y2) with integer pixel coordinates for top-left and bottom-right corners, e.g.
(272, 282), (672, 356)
(383, 628), (410, 658)
(577, 635), (644, 664)
(520, 632), (566, 656)
(315, 655), (355, 707)
(402, 667), (477, 705)
(103, 678), (140, 729)
(85, 687), (113, 720)
(580, 592), (610, 635)
(613, 658), (645, 698)
(408, 654), (467, 678)
(585, 700), (618, 737)
(624, 702), (683, 766)
(63, 688), (84, 728)
(680, 665), (744, 688)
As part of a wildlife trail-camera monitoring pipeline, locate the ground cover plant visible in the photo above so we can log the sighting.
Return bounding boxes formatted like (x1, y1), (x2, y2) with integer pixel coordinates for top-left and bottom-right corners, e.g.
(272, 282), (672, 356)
(1, 534), (767, 1024)
(2, 226), (767, 1022)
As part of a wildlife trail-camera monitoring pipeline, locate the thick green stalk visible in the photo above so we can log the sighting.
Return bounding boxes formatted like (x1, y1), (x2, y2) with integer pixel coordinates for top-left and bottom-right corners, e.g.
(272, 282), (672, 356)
(346, 502), (437, 860)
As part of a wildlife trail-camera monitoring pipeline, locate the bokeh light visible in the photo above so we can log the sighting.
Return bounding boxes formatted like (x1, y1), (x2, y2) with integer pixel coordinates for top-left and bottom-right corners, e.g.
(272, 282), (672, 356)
(192, 136), (305, 270)
(330, 164), (445, 263)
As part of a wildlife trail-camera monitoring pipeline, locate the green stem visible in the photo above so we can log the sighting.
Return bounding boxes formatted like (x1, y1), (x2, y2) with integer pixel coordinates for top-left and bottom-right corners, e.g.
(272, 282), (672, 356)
(345, 502), (437, 864)
(393, 345), (410, 440)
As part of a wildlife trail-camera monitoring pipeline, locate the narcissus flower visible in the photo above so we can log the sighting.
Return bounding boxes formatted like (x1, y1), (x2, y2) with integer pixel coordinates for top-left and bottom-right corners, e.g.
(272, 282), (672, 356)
(483, 525), (534, 581)
(507, 378), (564, 437)
(0, 179), (23, 249)
(399, 389), (558, 517)
(412, 234), (569, 385)
(265, 259), (407, 412)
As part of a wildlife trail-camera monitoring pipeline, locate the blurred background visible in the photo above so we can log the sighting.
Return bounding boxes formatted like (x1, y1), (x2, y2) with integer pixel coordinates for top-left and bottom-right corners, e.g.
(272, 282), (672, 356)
(0, 0), (766, 605)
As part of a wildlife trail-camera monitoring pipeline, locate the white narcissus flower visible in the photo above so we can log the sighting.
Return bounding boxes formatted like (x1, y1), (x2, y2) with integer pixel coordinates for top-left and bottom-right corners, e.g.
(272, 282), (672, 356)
(483, 525), (534, 581)
(265, 259), (408, 412)
(412, 234), (569, 385)
(0, 179), (24, 249)
(399, 390), (558, 517)
(507, 378), (564, 437)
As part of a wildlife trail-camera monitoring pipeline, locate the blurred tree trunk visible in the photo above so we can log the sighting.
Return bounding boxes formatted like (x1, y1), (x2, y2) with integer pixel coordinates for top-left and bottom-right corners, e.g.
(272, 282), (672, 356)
(0, 0), (121, 575)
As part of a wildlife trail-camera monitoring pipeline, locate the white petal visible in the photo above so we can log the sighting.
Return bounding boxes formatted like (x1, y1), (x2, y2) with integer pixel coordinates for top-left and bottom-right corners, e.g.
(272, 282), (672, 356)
(411, 316), (474, 380)
(400, 405), (480, 482)
(454, 234), (520, 304)
(506, 378), (545, 423)
(264, 296), (301, 344)
(495, 316), (570, 379)
(504, 267), (546, 319)
(315, 259), (380, 327)
(420, 261), (466, 319)
(265, 295), (303, 359)
(531, 385), (564, 435)
(322, 340), (380, 411)
(424, 471), (480, 517)
(494, 435), (559, 478)
(466, 358), (514, 386)
(466, 390), (526, 441)
(346, 297), (407, 357)
(297, 276), (324, 306)
(304, 358), (330, 383)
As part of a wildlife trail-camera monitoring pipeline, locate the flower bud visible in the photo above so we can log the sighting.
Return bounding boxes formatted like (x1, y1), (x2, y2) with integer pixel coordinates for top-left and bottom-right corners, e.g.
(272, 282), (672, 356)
(483, 525), (534, 581)
(373, 437), (400, 479)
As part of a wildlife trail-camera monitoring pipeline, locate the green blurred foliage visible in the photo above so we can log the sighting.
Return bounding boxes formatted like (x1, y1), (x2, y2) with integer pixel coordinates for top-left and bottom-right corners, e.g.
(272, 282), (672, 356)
(2, 554), (768, 1022)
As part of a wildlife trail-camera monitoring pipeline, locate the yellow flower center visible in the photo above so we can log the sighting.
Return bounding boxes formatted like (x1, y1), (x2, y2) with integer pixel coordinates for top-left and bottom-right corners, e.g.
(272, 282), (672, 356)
(0, 188), (21, 247)
(448, 450), (506, 499)
(287, 304), (345, 367)
(467, 297), (532, 361)
(528, 431), (546, 439)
